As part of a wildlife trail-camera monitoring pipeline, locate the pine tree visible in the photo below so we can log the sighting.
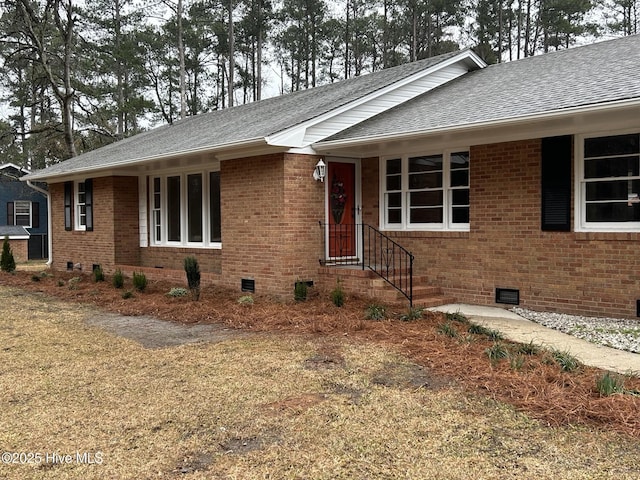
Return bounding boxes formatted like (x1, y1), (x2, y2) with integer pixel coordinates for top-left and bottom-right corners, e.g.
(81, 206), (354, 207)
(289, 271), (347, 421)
(1, 237), (16, 273)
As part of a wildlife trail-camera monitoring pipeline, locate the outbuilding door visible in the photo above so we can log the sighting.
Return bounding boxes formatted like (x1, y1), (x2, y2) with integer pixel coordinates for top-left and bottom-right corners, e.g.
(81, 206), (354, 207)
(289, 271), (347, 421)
(326, 159), (361, 260)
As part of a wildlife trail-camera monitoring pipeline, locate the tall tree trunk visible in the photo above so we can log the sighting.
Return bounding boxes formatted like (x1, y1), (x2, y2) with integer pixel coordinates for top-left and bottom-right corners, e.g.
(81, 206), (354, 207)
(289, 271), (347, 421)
(177, 0), (186, 118)
(228, 0), (234, 107)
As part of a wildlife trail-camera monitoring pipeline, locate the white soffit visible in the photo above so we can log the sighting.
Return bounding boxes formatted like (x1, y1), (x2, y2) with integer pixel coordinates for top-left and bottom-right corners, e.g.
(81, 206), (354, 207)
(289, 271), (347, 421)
(265, 51), (486, 148)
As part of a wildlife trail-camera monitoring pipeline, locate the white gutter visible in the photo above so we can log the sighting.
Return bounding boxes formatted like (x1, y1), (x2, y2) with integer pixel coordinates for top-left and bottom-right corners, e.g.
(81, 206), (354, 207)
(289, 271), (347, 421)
(313, 98), (640, 150)
(26, 180), (52, 267)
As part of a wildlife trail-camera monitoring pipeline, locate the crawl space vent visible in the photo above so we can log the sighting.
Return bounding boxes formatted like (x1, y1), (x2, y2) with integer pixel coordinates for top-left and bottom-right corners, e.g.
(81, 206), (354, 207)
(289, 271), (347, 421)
(241, 278), (255, 293)
(495, 288), (520, 305)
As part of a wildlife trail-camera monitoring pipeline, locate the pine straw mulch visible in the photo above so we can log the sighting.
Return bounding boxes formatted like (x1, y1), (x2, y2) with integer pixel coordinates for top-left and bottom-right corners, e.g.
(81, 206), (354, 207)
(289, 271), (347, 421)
(3, 269), (640, 439)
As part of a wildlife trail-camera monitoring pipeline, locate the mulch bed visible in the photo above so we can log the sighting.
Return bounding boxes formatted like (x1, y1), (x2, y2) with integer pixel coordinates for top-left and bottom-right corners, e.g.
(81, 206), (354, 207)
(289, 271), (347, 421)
(3, 269), (640, 438)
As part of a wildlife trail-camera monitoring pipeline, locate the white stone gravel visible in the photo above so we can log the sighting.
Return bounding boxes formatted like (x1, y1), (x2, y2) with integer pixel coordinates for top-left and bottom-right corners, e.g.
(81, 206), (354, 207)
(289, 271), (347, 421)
(511, 307), (640, 354)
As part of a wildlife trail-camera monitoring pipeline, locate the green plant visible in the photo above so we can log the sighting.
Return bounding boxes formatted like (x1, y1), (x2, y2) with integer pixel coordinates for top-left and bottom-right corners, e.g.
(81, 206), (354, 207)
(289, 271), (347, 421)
(112, 269), (124, 289)
(93, 265), (105, 282)
(122, 290), (134, 299)
(294, 281), (308, 302)
(365, 303), (386, 321)
(515, 341), (540, 356)
(183, 256), (201, 301)
(468, 323), (504, 341)
(596, 372), (625, 396)
(167, 287), (188, 298)
(238, 295), (254, 306)
(485, 342), (510, 364)
(132, 271), (147, 292)
(510, 354), (525, 371)
(446, 311), (469, 324)
(437, 321), (458, 338)
(0, 236), (16, 273)
(330, 278), (345, 307)
(399, 306), (424, 321)
(57, 279), (65, 287)
(31, 274), (40, 282)
(68, 277), (81, 290)
(549, 349), (581, 372)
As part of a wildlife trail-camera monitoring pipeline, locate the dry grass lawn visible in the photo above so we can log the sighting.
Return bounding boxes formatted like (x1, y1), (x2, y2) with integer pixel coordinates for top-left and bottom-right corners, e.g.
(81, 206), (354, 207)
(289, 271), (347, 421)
(1, 285), (639, 479)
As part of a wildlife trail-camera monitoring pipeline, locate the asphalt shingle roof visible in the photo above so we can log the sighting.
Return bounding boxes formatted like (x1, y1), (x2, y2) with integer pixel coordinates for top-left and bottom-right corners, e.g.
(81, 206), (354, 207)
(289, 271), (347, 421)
(25, 50), (463, 180)
(0, 226), (29, 237)
(322, 34), (640, 143)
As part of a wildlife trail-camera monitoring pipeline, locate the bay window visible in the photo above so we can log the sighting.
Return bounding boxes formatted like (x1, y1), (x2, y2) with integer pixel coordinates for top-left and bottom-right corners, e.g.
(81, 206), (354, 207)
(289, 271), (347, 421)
(578, 132), (640, 230)
(382, 150), (470, 230)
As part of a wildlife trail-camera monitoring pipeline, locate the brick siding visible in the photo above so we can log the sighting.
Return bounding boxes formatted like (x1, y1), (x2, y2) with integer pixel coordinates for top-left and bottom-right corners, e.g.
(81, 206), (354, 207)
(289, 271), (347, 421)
(360, 140), (640, 318)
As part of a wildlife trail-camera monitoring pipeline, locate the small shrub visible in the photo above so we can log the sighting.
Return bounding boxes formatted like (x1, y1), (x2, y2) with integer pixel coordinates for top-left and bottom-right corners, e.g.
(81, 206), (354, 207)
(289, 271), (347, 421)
(0, 236), (16, 273)
(437, 321), (458, 338)
(132, 271), (147, 292)
(112, 269), (124, 289)
(446, 311), (469, 324)
(400, 306), (424, 321)
(365, 303), (386, 321)
(468, 323), (504, 341)
(510, 354), (525, 371)
(122, 290), (134, 299)
(549, 349), (581, 372)
(31, 275), (40, 282)
(184, 256), (201, 301)
(330, 278), (345, 307)
(515, 341), (540, 356)
(93, 265), (105, 282)
(238, 295), (254, 306)
(294, 281), (308, 302)
(57, 279), (65, 287)
(485, 342), (510, 364)
(167, 287), (188, 298)
(68, 276), (81, 290)
(596, 372), (625, 396)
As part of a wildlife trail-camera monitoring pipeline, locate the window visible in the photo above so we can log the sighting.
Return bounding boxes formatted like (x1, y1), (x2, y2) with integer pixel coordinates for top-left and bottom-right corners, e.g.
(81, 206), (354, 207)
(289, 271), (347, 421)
(76, 181), (87, 230)
(578, 132), (640, 230)
(14, 201), (31, 227)
(381, 151), (469, 230)
(150, 171), (221, 247)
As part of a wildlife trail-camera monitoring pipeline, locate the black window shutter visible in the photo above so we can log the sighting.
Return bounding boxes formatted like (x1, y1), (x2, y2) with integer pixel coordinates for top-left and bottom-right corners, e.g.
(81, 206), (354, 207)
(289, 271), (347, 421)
(32, 202), (39, 228)
(7, 202), (14, 226)
(85, 178), (93, 232)
(64, 181), (72, 231)
(541, 136), (572, 231)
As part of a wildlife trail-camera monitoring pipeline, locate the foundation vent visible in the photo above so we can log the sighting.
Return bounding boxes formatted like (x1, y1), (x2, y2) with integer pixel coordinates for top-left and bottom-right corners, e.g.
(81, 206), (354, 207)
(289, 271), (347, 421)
(241, 278), (255, 293)
(495, 288), (520, 305)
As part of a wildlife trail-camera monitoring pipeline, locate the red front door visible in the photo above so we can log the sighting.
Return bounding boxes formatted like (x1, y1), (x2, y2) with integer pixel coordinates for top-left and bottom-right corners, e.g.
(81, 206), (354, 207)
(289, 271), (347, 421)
(328, 162), (356, 258)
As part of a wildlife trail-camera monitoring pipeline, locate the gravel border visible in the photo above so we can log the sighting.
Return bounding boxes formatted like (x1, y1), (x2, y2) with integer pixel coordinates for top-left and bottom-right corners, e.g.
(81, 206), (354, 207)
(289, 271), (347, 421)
(511, 307), (640, 354)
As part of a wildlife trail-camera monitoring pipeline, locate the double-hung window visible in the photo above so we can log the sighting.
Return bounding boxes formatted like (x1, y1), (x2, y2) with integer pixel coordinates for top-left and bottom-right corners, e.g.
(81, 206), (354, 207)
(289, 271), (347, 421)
(14, 201), (32, 227)
(382, 150), (470, 231)
(150, 171), (221, 247)
(577, 132), (640, 230)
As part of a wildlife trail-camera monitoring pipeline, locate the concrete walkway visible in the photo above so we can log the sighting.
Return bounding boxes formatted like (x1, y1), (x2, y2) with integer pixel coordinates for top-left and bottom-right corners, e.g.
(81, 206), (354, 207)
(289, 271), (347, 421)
(429, 304), (640, 376)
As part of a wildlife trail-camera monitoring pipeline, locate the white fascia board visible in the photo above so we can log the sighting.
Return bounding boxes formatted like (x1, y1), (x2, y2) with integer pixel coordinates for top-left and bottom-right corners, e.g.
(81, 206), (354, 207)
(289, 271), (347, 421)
(23, 137), (267, 182)
(0, 163), (30, 175)
(265, 50), (486, 149)
(313, 98), (640, 151)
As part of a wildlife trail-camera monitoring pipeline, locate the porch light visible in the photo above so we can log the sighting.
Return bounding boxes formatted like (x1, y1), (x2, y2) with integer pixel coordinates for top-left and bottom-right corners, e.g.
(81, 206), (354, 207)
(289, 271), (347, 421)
(313, 159), (326, 182)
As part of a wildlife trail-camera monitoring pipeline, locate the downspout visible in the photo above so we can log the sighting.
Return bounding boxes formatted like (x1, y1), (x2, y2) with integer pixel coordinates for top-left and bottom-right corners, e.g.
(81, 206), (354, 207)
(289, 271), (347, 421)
(26, 180), (52, 267)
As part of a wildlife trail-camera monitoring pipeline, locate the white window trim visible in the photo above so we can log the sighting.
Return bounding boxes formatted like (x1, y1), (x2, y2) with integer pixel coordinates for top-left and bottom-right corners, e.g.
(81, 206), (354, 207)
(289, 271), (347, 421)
(74, 181), (86, 231)
(575, 130), (640, 232)
(379, 149), (470, 232)
(149, 170), (222, 249)
(14, 200), (32, 228)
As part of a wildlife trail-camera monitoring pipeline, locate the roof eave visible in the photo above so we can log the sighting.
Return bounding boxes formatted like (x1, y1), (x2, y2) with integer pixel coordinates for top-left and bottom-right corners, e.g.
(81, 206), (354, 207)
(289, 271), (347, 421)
(313, 98), (640, 151)
(22, 137), (268, 182)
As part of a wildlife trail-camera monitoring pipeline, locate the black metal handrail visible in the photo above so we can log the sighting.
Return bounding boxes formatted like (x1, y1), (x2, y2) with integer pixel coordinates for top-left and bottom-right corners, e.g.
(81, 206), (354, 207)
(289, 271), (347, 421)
(319, 222), (414, 306)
